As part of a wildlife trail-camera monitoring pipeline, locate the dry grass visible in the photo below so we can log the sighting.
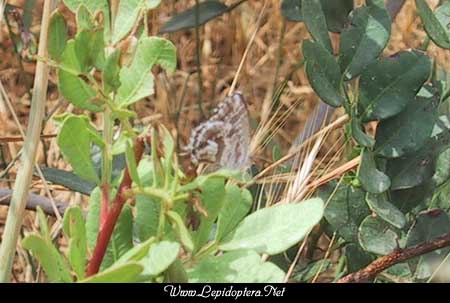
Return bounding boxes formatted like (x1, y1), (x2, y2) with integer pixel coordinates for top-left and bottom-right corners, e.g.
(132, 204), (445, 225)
(0, 0), (450, 282)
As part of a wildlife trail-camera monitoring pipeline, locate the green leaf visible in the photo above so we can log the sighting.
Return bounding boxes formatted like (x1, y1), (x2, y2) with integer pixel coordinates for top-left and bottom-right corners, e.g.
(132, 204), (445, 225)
(406, 209), (450, 279)
(358, 216), (398, 255)
(416, 0), (450, 50)
(39, 167), (96, 195)
(63, 0), (108, 15)
(62, 0), (110, 38)
(57, 115), (101, 184)
(366, 193), (406, 229)
(358, 149), (390, 194)
(220, 198), (324, 255)
(302, 40), (343, 107)
(165, 259), (189, 283)
(374, 92), (438, 157)
(102, 49), (121, 94)
(86, 187), (101, 250)
(101, 205), (134, 270)
(302, 0), (332, 53)
(432, 147), (450, 188)
(36, 206), (50, 239)
(135, 194), (160, 242)
(76, 5), (95, 31)
(74, 28), (105, 71)
(112, 0), (145, 44)
(351, 118), (375, 148)
(139, 241), (180, 278)
(80, 262), (143, 283)
(386, 134), (450, 190)
(321, 182), (370, 242)
(160, 1), (229, 33)
(161, 125), (175, 182)
(188, 250), (285, 283)
(113, 237), (156, 266)
(358, 50), (432, 121)
(116, 37), (176, 107)
(135, 158), (160, 241)
(281, 0), (302, 22)
(166, 211), (194, 252)
(192, 178), (226, 252)
(321, 0), (353, 33)
(216, 184), (252, 242)
(125, 139), (141, 187)
(22, 235), (73, 282)
(63, 206), (87, 280)
(48, 11), (68, 60)
(339, 0), (391, 80)
(58, 41), (101, 112)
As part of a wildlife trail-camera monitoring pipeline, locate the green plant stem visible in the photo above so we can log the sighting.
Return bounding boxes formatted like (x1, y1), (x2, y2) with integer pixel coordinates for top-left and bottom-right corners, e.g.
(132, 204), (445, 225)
(0, 0), (54, 283)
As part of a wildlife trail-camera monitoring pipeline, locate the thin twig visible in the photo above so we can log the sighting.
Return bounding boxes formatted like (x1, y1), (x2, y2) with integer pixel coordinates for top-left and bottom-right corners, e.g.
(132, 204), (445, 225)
(0, 189), (67, 217)
(338, 232), (450, 283)
(194, 0), (205, 118)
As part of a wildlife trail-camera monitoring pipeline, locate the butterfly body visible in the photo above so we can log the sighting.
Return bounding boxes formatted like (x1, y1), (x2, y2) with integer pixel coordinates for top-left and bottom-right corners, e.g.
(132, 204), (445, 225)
(187, 92), (251, 171)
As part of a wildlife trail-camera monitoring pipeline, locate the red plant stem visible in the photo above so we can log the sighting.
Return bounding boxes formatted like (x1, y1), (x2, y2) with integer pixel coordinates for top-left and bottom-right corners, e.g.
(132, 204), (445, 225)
(337, 232), (450, 283)
(86, 137), (146, 277)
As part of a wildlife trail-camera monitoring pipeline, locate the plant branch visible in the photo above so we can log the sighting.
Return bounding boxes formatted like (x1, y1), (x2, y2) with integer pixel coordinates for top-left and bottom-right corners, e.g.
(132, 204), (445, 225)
(0, 189), (67, 217)
(86, 136), (146, 277)
(337, 232), (450, 283)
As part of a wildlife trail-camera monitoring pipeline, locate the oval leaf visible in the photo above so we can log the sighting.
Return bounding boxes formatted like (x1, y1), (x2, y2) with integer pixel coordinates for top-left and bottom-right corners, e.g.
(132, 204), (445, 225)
(57, 115), (101, 184)
(321, 182), (370, 242)
(358, 216), (398, 255)
(416, 0), (450, 50)
(22, 235), (73, 283)
(48, 11), (68, 60)
(359, 50), (432, 121)
(339, 0), (391, 80)
(302, 0), (333, 53)
(139, 241), (180, 278)
(303, 40), (343, 107)
(188, 250), (284, 283)
(366, 193), (406, 229)
(358, 149), (391, 194)
(220, 198), (324, 255)
(116, 37), (176, 106)
(375, 92), (438, 157)
(80, 262), (143, 283)
(63, 206), (87, 279)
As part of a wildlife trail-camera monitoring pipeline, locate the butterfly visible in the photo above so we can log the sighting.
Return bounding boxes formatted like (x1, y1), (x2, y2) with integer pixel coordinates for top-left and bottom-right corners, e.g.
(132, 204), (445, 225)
(186, 92), (251, 172)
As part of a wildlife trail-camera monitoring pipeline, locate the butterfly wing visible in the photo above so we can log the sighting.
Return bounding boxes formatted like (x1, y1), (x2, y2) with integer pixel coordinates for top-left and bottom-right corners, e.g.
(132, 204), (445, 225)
(218, 93), (251, 170)
(187, 92), (251, 171)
